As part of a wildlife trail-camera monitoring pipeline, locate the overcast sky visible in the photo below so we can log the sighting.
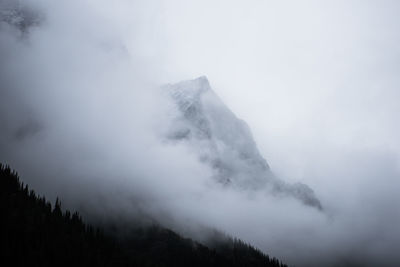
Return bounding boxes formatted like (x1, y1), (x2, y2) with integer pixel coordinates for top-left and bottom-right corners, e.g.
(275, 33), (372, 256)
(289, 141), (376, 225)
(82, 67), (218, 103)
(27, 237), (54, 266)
(1, 1), (400, 266)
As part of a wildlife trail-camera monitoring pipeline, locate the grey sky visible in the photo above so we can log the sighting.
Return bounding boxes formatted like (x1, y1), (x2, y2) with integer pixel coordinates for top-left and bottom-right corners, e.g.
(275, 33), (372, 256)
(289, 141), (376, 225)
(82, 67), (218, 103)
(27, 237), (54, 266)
(1, 1), (400, 266)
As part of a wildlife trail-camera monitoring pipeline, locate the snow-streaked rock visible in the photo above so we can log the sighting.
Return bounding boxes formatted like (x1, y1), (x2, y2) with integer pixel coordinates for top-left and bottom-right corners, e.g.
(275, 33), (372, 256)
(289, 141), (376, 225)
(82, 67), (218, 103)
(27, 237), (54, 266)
(163, 76), (322, 210)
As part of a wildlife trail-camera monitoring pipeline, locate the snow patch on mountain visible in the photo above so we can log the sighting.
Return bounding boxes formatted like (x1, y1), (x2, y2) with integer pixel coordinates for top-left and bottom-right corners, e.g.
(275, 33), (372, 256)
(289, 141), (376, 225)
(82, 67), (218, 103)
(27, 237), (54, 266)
(163, 76), (322, 210)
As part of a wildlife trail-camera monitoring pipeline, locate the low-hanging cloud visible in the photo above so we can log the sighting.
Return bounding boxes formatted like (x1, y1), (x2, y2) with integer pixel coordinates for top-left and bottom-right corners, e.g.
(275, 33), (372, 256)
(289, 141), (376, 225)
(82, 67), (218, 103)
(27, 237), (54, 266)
(1, 1), (400, 267)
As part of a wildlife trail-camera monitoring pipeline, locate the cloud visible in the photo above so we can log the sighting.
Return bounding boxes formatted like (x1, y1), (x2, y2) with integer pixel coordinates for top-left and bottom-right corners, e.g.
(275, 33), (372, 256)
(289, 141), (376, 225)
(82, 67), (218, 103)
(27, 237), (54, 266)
(1, 1), (400, 266)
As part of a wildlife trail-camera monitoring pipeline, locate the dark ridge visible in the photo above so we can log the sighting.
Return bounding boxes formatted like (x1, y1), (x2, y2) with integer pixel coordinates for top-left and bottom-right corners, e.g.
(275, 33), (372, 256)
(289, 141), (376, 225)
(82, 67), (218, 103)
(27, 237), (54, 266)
(0, 163), (289, 267)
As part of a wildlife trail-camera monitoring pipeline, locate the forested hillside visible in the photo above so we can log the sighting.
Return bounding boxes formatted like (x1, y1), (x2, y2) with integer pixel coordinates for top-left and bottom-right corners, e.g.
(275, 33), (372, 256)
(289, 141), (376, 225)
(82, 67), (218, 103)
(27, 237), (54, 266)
(0, 163), (288, 267)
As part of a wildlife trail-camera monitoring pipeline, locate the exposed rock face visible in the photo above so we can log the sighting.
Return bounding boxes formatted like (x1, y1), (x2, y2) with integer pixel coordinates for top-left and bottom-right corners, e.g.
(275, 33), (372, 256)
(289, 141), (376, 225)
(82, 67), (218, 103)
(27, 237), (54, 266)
(0, 0), (40, 32)
(164, 76), (322, 210)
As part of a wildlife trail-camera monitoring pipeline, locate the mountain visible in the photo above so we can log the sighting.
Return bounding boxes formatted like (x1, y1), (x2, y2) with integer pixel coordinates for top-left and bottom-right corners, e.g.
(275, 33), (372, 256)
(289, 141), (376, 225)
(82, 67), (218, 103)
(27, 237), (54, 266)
(0, 0), (40, 32)
(0, 163), (288, 267)
(163, 76), (322, 210)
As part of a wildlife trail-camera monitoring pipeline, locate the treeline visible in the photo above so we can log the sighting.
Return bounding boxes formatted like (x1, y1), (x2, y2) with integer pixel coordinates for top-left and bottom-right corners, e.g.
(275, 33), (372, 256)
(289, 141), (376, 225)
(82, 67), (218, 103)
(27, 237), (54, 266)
(0, 164), (130, 267)
(0, 163), (288, 267)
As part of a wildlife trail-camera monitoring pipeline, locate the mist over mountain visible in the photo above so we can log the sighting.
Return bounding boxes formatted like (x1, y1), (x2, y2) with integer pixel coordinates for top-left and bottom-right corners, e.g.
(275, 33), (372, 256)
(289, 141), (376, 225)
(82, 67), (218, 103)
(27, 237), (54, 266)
(0, 0), (39, 32)
(1, 164), (289, 267)
(164, 76), (321, 209)
(1, 1), (400, 267)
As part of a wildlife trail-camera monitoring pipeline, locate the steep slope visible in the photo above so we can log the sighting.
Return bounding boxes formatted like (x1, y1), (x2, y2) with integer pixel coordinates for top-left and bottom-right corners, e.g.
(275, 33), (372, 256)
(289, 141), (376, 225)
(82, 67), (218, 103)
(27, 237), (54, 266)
(0, 163), (288, 267)
(163, 76), (322, 209)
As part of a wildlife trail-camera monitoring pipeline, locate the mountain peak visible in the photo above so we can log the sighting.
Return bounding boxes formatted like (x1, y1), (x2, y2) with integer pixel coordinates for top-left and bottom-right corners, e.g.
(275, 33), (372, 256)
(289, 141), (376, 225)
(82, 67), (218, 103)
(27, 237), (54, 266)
(187, 75), (210, 89)
(163, 76), (212, 117)
(164, 77), (322, 210)
(167, 76), (210, 101)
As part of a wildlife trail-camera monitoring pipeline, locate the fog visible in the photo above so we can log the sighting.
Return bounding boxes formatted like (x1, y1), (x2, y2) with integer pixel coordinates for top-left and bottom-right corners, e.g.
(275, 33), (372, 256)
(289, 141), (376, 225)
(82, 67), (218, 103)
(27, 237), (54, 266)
(1, 0), (400, 266)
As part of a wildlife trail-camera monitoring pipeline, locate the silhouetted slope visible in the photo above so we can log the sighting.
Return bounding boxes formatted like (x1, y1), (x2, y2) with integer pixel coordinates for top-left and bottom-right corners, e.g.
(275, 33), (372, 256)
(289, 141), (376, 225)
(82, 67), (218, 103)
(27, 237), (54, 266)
(0, 164), (129, 267)
(0, 163), (288, 267)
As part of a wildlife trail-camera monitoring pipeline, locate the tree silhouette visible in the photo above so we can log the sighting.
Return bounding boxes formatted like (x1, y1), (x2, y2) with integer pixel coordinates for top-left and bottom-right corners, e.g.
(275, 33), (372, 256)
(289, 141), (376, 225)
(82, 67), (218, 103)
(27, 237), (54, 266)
(0, 163), (289, 267)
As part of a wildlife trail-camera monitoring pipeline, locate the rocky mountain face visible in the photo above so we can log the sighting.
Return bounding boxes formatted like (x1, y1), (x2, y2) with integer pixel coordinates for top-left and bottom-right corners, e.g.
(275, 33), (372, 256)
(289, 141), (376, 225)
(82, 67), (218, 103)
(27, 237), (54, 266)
(164, 76), (322, 210)
(0, 0), (40, 32)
